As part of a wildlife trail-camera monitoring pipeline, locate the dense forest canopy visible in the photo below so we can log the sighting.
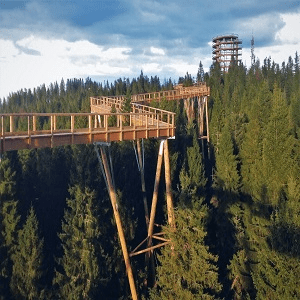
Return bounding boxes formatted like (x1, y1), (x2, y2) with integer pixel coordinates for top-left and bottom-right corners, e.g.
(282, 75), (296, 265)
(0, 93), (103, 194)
(0, 53), (300, 299)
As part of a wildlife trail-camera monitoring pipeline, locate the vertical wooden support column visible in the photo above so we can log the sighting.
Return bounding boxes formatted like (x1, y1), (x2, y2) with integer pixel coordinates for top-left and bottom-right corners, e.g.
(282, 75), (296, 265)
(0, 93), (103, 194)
(53, 115), (56, 131)
(10, 116), (14, 133)
(163, 139), (175, 228)
(28, 116), (31, 147)
(99, 147), (138, 300)
(1, 116), (4, 154)
(51, 115), (54, 134)
(147, 140), (164, 240)
(205, 96), (210, 143)
(94, 115), (98, 128)
(88, 115), (92, 143)
(120, 115), (123, 141)
(137, 139), (149, 227)
(71, 115), (74, 145)
(33, 116), (37, 131)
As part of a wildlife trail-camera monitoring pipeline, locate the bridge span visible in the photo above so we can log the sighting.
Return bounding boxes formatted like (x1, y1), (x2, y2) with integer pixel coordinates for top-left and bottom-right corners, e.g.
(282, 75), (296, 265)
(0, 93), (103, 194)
(0, 83), (209, 153)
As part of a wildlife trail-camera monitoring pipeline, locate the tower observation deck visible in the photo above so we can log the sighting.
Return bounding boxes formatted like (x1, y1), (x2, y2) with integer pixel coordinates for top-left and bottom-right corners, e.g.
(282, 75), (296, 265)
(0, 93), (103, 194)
(212, 34), (242, 72)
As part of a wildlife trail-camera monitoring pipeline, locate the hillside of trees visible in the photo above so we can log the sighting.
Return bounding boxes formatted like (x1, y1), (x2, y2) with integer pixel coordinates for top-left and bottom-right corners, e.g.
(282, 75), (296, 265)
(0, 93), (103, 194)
(0, 54), (300, 299)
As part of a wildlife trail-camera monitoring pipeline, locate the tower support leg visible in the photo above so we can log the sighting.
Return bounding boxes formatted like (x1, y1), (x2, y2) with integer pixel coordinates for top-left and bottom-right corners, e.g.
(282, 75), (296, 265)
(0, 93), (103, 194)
(146, 140), (164, 285)
(163, 139), (175, 229)
(98, 146), (138, 300)
(137, 139), (150, 228)
(147, 140), (164, 242)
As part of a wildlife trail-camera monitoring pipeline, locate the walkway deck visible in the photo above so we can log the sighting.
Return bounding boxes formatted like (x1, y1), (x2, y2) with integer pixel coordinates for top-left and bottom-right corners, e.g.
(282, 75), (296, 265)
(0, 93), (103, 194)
(0, 84), (210, 153)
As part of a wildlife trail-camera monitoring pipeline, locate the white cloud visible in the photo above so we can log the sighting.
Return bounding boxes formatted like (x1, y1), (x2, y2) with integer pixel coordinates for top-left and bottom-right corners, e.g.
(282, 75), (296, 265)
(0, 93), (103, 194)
(275, 12), (300, 44)
(0, 40), (19, 58)
(0, 36), (132, 99)
(141, 63), (161, 73)
(242, 11), (300, 65)
(150, 46), (165, 56)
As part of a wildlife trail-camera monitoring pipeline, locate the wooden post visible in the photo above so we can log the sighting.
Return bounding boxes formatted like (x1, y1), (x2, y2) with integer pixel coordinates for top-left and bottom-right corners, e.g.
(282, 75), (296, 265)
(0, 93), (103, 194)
(51, 115), (54, 134)
(147, 140), (164, 241)
(94, 115), (97, 128)
(89, 114), (92, 143)
(1, 116), (3, 154)
(137, 139), (149, 228)
(10, 116), (14, 133)
(71, 115), (74, 132)
(163, 139), (175, 229)
(205, 96), (210, 143)
(27, 116), (30, 136)
(33, 116), (36, 131)
(53, 115), (56, 131)
(100, 147), (138, 300)
(105, 115), (108, 141)
(28, 116), (31, 147)
(120, 115), (123, 141)
(71, 115), (74, 145)
(1, 116), (3, 137)
(145, 115), (148, 139)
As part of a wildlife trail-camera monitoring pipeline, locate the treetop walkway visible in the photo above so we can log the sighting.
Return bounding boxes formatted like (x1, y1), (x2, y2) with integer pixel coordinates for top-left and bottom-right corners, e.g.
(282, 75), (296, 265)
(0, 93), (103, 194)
(0, 83), (210, 153)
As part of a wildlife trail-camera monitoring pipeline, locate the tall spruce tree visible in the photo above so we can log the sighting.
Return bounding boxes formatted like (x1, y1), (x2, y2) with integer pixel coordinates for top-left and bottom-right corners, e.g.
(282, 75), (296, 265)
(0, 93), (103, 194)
(179, 131), (207, 197)
(214, 122), (240, 193)
(10, 206), (45, 299)
(0, 157), (20, 299)
(54, 185), (106, 300)
(150, 204), (222, 299)
(261, 84), (294, 205)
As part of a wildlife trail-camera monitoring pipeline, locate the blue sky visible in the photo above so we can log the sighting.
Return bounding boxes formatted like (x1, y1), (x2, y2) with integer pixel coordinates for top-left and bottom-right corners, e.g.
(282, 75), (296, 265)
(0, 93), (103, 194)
(1, 0), (300, 99)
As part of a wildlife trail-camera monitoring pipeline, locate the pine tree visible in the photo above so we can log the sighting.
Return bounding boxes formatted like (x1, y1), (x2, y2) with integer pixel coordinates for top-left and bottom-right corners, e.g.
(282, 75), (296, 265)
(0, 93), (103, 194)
(262, 84), (294, 205)
(0, 157), (20, 299)
(227, 203), (255, 300)
(197, 61), (205, 82)
(214, 122), (240, 193)
(179, 131), (207, 197)
(150, 204), (222, 299)
(54, 185), (105, 300)
(240, 117), (264, 201)
(10, 206), (45, 299)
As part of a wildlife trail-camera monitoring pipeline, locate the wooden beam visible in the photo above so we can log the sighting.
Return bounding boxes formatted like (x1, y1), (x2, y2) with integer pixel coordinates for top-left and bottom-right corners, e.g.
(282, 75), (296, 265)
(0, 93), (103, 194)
(99, 146), (138, 300)
(137, 139), (149, 228)
(164, 139), (175, 229)
(130, 242), (170, 258)
(147, 140), (165, 240)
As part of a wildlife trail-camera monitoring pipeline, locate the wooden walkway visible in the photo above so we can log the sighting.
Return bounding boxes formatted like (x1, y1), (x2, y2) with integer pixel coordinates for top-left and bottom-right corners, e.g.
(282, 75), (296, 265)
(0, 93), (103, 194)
(0, 84), (210, 153)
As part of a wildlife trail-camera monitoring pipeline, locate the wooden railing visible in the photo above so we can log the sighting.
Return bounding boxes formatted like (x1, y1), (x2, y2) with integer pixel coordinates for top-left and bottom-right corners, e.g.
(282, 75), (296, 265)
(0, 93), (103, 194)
(0, 110), (175, 152)
(90, 83), (210, 110)
(0, 84), (210, 153)
(131, 84), (210, 103)
(90, 96), (125, 112)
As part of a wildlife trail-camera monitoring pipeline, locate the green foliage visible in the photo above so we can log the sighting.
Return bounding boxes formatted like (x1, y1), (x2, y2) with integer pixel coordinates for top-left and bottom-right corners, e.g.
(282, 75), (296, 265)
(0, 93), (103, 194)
(261, 84), (295, 205)
(55, 185), (106, 300)
(10, 206), (45, 300)
(0, 157), (20, 299)
(214, 122), (240, 193)
(108, 104), (117, 127)
(179, 131), (207, 196)
(150, 204), (222, 299)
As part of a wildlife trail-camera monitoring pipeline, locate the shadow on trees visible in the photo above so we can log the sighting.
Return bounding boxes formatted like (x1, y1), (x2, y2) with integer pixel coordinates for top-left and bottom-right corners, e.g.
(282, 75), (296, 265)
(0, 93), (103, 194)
(207, 182), (300, 299)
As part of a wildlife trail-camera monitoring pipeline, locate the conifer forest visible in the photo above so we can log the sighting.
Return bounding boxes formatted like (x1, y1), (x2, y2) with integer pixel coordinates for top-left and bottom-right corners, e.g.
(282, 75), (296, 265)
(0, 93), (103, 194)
(1, 55), (300, 299)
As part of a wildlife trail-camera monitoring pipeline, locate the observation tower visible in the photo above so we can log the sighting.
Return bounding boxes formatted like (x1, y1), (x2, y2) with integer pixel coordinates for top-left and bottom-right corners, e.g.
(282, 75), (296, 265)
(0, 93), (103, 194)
(212, 34), (242, 72)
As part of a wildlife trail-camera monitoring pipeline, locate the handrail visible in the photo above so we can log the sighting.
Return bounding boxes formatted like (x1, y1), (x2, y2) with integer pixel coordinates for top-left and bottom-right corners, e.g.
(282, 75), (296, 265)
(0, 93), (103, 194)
(0, 83), (210, 152)
(0, 110), (176, 152)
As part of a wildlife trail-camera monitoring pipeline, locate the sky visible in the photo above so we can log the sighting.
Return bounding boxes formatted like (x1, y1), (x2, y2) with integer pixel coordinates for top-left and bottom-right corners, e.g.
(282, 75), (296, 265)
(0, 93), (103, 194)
(0, 0), (300, 100)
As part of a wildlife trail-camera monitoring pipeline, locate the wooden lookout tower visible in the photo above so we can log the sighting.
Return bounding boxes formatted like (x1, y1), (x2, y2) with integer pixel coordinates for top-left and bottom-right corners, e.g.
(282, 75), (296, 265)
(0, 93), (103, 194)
(212, 34), (242, 72)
